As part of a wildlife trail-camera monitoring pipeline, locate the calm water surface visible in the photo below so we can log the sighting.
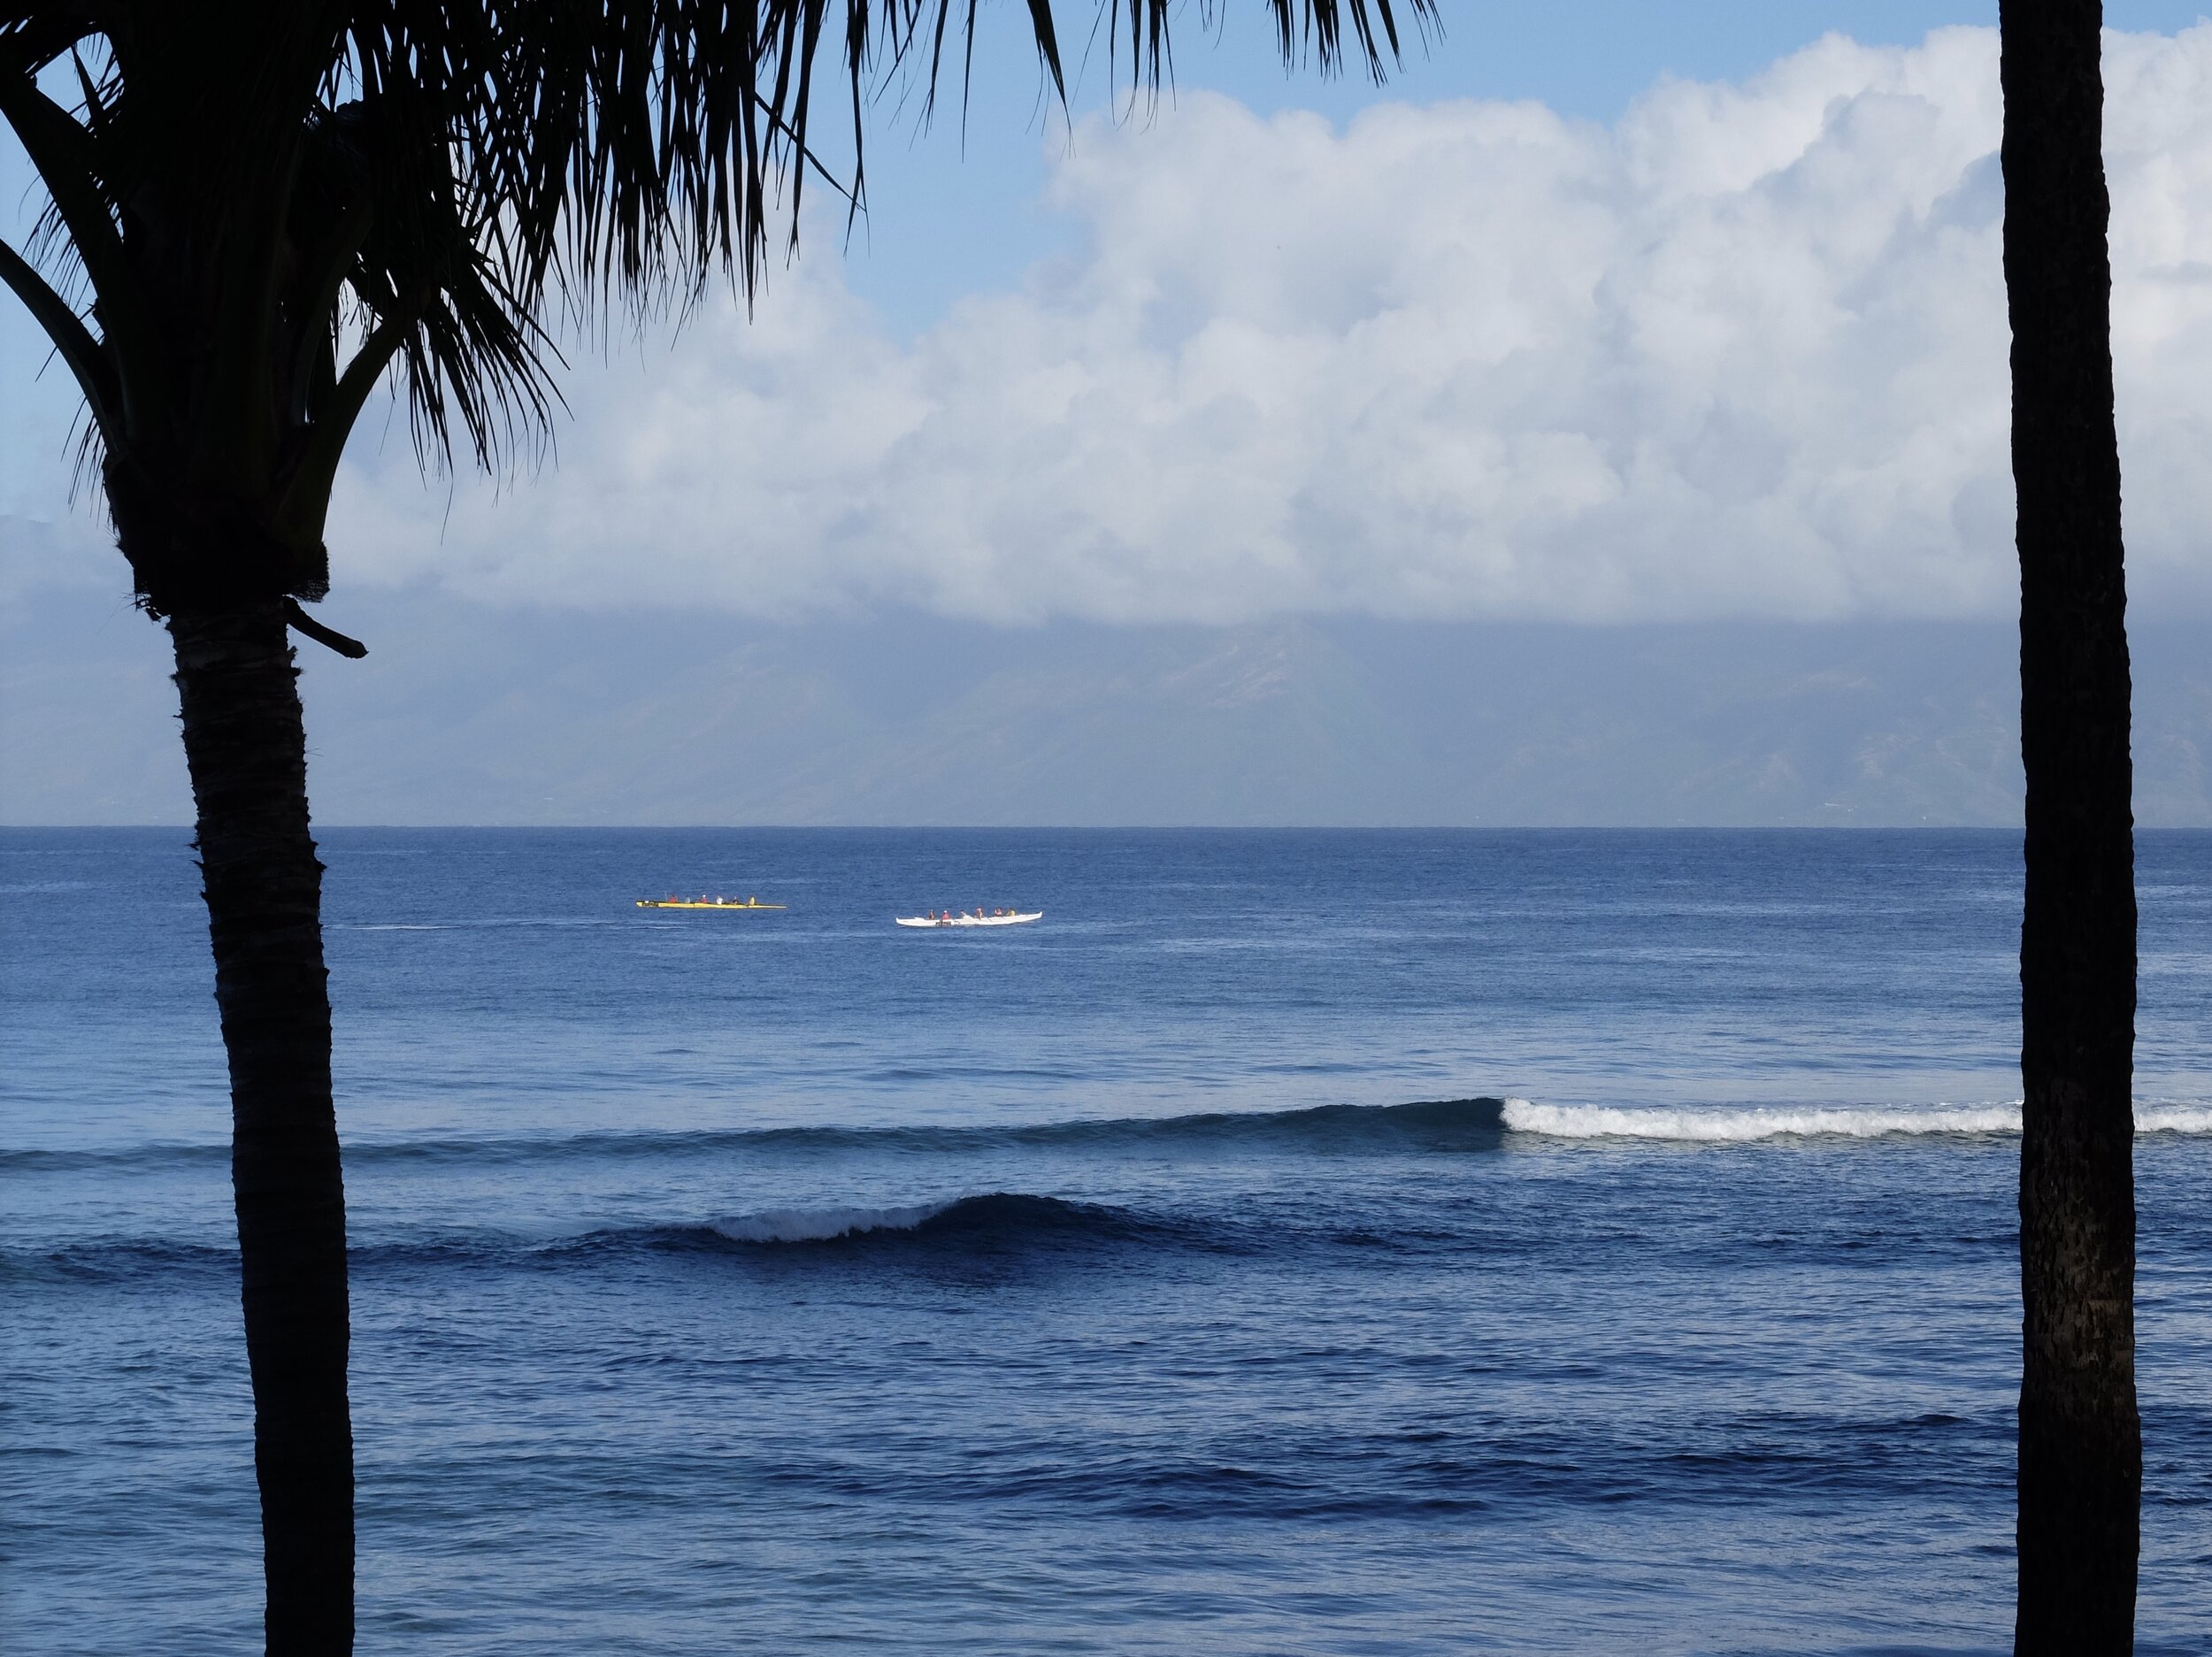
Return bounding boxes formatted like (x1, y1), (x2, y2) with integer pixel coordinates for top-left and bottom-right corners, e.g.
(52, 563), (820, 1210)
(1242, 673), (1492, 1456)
(4, 829), (2209, 1654)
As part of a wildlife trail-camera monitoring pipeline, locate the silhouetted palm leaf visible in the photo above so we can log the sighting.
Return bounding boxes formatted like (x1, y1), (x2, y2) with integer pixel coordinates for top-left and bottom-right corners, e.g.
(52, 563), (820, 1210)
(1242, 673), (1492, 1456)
(3, 0), (1435, 518)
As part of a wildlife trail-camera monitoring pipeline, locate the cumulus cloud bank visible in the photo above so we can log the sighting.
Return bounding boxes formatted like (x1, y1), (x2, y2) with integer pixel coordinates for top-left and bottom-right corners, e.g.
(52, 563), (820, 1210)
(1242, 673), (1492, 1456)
(331, 25), (2212, 625)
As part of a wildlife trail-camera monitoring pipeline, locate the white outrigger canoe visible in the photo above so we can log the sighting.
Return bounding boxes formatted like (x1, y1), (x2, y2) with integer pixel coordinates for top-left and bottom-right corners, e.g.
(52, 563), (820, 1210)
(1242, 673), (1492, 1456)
(895, 909), (1043, 928)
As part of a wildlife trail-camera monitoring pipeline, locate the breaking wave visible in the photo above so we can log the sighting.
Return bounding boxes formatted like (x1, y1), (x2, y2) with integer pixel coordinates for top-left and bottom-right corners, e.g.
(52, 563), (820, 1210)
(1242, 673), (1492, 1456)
(16, 1094), (2212, 1174)
(1499, 1099), (2212, 1141)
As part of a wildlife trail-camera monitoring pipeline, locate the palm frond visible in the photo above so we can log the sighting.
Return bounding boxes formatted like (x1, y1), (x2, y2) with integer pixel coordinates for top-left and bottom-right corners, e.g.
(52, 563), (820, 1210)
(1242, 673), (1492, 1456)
(4, 0), (1436, 495)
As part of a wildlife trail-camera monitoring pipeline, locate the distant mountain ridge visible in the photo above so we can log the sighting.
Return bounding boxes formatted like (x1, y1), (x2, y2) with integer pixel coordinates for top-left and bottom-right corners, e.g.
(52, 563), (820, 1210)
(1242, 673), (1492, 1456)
(3, 584), (2206, 825)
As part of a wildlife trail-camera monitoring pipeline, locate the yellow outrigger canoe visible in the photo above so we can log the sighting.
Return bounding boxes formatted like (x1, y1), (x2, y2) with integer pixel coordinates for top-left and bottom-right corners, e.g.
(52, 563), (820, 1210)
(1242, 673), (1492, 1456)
(635, 895), (786, 910)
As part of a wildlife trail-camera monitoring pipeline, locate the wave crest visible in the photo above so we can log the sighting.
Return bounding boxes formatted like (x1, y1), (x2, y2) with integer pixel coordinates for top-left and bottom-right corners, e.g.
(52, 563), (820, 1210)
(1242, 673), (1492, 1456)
(12, 1095), (2208, 1177)
(1500, 1099), (2212, 1141)
(0, 1097), (1509, 1173)
(618, 1192), (1174, 1255)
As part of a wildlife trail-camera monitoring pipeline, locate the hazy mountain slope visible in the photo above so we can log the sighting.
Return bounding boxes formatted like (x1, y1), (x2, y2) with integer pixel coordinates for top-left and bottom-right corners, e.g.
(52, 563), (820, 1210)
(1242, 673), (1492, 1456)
(4, 582), (2206, 825)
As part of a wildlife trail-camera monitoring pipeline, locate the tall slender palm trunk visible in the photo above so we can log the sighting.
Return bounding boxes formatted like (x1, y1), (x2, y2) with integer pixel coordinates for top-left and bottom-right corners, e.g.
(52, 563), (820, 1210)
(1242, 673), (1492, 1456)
(169, 600), (355, 1654)
(2000, 4), (2140, 1650)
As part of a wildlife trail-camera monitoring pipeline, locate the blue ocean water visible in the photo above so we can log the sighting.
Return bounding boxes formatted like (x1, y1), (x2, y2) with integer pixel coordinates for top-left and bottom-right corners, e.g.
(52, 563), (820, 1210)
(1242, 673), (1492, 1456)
(3, 827), (2209, 1655)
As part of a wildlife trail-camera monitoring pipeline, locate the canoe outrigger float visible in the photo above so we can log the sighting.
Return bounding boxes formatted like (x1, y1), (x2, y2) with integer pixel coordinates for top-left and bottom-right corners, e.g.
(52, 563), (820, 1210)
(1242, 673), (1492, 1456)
(895, 909), (1042, 928)
(636, 895), (786, 909)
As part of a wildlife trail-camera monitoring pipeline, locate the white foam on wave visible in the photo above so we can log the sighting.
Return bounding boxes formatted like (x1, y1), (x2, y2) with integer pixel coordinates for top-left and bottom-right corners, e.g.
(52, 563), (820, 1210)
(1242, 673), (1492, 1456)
(708, 1201), (954, 1244)
(2140, 1104), (2212, 1135)
(1500, 1097), (2212, 1142)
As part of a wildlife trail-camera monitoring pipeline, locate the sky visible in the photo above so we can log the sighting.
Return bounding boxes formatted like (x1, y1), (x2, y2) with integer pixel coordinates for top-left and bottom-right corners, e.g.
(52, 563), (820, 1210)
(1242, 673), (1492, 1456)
(4, 4), (2211, 824)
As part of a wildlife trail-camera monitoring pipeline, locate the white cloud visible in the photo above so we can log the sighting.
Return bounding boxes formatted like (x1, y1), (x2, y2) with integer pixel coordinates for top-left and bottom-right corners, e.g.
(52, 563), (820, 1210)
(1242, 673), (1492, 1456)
(322, 24), (2212, 624)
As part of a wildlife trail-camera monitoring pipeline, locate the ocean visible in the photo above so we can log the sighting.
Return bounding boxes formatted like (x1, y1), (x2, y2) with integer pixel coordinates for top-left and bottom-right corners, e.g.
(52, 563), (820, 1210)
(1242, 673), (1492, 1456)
(3, 827), (2208, 1654)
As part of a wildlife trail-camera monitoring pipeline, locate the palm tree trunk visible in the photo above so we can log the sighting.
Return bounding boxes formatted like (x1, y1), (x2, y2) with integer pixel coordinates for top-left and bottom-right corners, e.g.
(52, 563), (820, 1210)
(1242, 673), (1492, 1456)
(169, 600), (355, 1655)
(2000, 4), (2140, 1650)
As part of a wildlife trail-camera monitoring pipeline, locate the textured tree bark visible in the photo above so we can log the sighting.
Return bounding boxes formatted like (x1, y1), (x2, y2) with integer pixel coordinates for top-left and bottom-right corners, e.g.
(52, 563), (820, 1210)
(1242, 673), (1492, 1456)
(169, 601), (355, 1655)
(2000, 4), (2140, 1652)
